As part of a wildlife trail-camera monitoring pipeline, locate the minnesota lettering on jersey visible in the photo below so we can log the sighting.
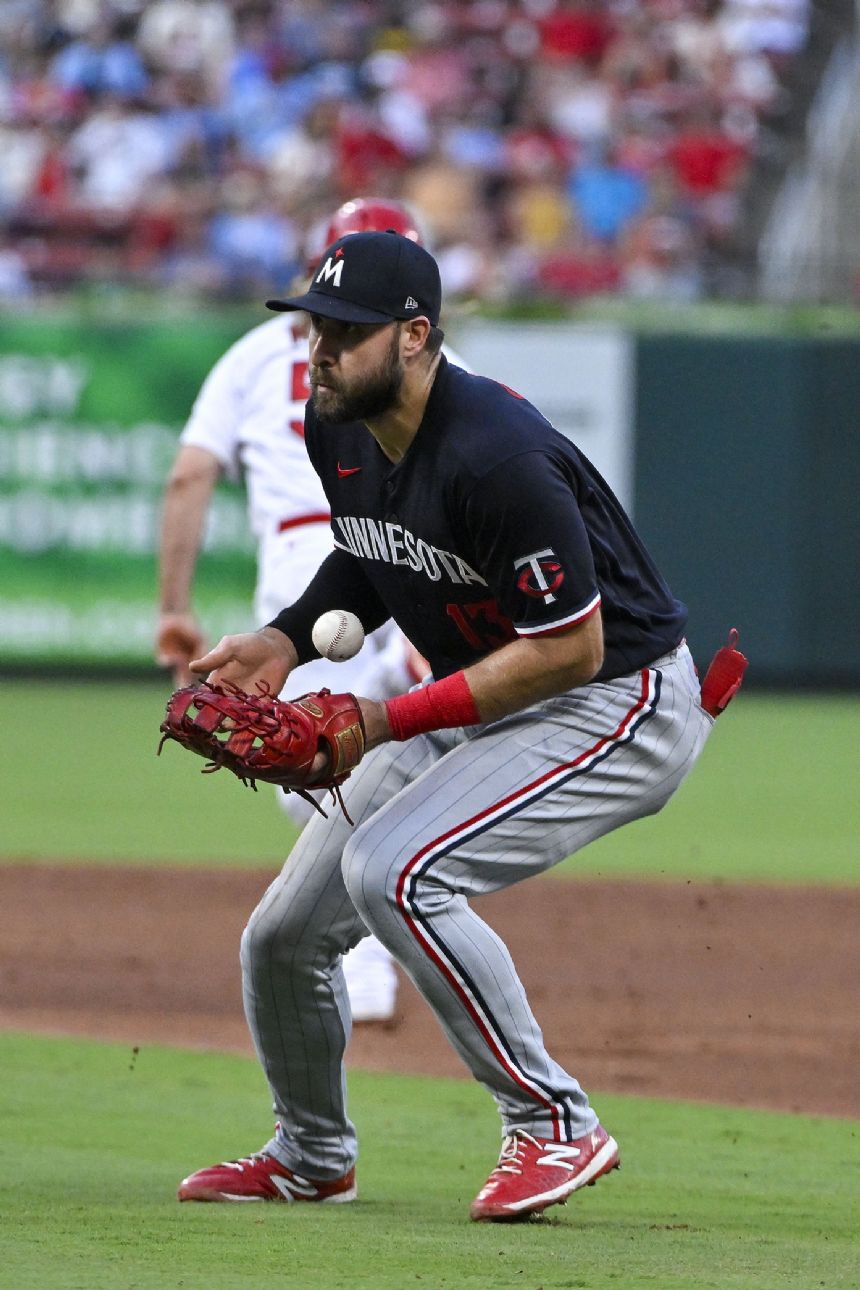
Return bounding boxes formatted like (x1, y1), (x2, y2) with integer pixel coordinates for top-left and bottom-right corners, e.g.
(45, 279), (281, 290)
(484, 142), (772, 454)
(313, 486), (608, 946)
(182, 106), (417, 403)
(334, 515), (487, 587)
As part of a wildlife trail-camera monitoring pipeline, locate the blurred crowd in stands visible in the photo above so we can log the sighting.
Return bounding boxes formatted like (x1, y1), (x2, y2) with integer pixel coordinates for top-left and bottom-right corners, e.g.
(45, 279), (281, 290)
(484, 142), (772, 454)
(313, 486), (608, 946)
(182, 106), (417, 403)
(0, 0), (810, 306)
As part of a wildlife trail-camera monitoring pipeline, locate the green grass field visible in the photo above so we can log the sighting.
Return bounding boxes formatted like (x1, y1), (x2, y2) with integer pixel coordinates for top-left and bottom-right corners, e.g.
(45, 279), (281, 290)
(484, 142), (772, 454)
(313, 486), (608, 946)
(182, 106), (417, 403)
(2, 1033), (857, 1290)
(3, 680), (857, 1287)
(1, 680), (857, 882)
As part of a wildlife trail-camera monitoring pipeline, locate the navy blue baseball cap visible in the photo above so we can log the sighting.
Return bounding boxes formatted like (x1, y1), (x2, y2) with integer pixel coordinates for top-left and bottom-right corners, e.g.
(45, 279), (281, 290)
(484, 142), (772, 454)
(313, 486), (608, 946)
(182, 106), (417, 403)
(267, 230), (441, 326)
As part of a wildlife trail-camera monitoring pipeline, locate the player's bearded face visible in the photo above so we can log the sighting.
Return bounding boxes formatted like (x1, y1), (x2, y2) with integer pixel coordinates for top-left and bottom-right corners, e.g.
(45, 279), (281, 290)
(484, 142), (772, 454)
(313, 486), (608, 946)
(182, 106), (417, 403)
(310, 324), (403, 424)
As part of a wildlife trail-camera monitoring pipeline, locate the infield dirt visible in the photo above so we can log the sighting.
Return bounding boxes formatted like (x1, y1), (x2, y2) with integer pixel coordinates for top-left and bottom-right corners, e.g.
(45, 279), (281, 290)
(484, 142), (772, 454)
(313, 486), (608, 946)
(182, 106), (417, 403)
(2, 865), (857, 1119)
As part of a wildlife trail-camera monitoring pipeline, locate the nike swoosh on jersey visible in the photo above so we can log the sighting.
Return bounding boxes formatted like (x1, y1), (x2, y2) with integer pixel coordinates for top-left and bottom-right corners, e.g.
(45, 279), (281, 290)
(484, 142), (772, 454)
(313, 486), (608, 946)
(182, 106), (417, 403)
(337, 464), (362, 477)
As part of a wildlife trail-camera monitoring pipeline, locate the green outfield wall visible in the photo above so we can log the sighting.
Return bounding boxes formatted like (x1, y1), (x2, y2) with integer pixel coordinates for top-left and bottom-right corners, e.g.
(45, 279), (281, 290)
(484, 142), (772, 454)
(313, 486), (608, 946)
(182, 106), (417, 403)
(1, 313), (857, 684)
(0, 315), (254, 666)
(634, 335), (860, 686)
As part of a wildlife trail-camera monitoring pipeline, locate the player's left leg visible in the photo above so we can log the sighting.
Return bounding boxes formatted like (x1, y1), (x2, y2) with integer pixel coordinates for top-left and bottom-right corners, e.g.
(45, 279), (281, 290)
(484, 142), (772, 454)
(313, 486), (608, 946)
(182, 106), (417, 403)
(269, 635), (411, 1021)
(179, 728), (448, 1202)
(235, 725), (454, 1184)
(342, 645), (712, 1146)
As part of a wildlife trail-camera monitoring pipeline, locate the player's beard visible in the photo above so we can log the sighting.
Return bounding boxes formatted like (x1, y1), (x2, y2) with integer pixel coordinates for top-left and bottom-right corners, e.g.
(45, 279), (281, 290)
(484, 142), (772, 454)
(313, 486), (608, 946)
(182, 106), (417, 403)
(311, 327), (403, 424)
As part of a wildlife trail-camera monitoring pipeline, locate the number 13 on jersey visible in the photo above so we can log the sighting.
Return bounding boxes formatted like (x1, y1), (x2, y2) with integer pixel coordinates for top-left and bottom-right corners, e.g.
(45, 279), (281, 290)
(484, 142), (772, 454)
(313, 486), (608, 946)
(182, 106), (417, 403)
(447, 600), (517, 651)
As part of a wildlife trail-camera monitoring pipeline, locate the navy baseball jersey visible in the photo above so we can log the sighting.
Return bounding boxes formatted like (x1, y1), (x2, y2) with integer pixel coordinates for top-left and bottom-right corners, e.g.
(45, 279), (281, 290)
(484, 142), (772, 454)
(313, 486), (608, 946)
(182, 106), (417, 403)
(292, 356), (686, 681)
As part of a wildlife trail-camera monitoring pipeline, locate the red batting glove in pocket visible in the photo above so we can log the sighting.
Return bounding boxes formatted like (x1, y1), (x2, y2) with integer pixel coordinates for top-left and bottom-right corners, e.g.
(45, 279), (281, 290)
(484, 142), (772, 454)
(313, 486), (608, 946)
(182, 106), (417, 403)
(700, 628), (748, 717)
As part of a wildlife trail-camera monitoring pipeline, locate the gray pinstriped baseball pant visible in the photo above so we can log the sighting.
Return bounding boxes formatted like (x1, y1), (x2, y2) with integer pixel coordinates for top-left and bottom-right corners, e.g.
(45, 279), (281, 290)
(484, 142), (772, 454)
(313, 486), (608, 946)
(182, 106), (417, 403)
(242, 643), (712, 1180)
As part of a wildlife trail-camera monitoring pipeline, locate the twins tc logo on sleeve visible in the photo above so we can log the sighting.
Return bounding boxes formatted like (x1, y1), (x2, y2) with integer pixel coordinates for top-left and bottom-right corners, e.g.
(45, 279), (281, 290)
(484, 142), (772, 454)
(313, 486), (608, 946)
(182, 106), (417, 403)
(514, 549), (565, 603)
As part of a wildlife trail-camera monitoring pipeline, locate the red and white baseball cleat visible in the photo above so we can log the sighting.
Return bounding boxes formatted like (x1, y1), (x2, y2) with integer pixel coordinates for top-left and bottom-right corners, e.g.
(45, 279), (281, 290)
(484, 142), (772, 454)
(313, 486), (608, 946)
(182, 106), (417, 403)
(469, 1125), (619, 1222)
(177, 1152), (357, 1204)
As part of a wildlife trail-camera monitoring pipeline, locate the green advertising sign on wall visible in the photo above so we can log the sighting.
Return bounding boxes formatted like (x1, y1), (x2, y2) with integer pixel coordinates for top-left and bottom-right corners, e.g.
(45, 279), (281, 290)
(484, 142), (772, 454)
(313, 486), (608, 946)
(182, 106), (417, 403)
(0, 315), (257, 667)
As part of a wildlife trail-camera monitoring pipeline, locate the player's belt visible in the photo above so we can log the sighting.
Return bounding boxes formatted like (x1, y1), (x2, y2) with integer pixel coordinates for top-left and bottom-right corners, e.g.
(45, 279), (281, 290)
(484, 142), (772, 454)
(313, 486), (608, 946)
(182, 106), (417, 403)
(277, 511), (331, 534)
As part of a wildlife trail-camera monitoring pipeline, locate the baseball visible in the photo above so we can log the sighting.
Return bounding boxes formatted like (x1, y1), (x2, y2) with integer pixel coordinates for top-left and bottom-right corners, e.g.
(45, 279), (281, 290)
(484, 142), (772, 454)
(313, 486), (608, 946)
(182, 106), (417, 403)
(312, 610), (365, 662)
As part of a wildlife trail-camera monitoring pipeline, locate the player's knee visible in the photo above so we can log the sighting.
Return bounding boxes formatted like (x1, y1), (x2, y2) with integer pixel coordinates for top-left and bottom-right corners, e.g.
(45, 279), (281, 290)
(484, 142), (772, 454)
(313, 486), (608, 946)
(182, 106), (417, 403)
(342, 828), (393, 925)
(240, 905), (276, 975)
(240, 894), (305, 974)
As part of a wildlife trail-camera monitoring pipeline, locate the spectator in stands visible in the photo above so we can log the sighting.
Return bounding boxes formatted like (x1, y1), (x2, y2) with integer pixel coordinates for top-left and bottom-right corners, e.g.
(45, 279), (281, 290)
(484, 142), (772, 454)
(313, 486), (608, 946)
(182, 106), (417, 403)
(666, 105), (750, 201)
(535, 229), (623, 300)
(538, 0), (616, 68)
(622, 213), (704, 301)
(0, 0), (810, 303)
(67, 96), (172, 210)
(568, 142), (649, 244)
(719, 0), (809, 61)
(136, 0), (235, 92)
(206, 165), (299, 296)
(49, 13), (150, 101)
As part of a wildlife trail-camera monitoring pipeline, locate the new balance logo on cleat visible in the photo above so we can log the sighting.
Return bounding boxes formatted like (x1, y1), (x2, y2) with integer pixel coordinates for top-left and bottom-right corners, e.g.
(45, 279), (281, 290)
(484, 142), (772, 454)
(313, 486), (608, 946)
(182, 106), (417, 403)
(177, 1150), (357, 1204)
(470, 1125), (620, 1222)
(270, 1172), (322, 1201)
(535, 1142), (583, 1170)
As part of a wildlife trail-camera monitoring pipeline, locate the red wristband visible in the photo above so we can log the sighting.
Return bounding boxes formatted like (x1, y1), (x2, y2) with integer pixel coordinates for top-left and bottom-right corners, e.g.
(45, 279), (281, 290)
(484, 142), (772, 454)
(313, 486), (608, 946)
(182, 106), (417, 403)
(385, 670), (481, 741)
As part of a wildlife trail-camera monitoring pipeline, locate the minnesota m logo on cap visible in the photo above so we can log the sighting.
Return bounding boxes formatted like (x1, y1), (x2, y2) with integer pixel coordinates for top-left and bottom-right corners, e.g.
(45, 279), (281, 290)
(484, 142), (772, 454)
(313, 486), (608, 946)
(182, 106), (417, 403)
(316, 256), (345, 288)
(267, 230), (442, 326)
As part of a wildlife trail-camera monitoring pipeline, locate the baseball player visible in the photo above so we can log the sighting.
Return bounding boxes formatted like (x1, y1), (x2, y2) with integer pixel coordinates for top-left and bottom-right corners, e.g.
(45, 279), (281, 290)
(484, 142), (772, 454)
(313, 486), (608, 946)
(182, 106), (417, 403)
(156, 199), (468, 1025)
(176, 231), (714, 1221)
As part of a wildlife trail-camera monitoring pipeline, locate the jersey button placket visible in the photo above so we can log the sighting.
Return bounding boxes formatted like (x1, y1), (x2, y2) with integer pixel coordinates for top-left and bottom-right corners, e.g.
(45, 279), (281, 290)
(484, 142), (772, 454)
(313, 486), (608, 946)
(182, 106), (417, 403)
(383, 476), (398, 523)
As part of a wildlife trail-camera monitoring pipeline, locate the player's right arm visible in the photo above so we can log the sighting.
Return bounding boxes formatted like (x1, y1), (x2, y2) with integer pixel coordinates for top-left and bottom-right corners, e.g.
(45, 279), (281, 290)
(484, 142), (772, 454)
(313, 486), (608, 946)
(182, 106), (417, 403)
(157, 444), (223, 685)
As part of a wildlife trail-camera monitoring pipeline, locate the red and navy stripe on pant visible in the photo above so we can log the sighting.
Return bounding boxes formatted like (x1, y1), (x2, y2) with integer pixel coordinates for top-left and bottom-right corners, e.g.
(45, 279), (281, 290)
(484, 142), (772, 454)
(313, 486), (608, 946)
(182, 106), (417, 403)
(394, 667), (662, 1141)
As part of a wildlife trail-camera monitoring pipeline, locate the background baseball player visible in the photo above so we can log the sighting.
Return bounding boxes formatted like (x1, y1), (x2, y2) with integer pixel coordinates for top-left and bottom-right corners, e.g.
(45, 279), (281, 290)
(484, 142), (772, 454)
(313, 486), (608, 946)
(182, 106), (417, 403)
(156, 198), (469, 1025)
(174, 231), (717, 1221)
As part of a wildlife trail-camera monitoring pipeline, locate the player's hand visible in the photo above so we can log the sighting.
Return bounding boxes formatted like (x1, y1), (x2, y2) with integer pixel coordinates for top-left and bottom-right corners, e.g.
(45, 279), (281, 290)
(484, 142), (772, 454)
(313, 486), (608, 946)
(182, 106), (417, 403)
(156, 612), (207, 687)
(190, 626), (298, 696)
(299, 696), (387, 779)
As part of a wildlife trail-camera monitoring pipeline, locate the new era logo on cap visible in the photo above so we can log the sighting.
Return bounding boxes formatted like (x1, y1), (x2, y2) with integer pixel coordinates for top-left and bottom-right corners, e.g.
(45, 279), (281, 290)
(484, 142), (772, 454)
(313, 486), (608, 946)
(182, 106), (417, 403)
(266, 231), (441, 327)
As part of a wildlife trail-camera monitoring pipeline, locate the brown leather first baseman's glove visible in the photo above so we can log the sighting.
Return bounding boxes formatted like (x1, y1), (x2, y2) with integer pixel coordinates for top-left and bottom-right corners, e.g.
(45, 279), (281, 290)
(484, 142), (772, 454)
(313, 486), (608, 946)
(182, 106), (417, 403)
(158, 682), (366, 821)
